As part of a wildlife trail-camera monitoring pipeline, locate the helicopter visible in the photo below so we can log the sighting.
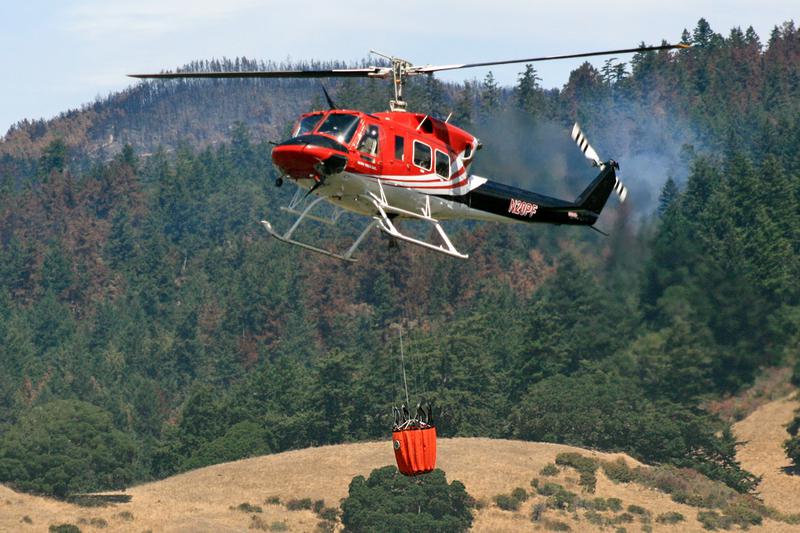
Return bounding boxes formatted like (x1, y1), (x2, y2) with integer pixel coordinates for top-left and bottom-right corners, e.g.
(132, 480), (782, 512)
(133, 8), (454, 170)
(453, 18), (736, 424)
(131, 43), (688, 261)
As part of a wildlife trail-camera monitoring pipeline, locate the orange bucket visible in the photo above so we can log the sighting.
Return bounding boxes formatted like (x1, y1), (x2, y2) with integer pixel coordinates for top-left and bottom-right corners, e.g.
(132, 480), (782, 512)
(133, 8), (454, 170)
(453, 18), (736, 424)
(392, 426), (437, 476)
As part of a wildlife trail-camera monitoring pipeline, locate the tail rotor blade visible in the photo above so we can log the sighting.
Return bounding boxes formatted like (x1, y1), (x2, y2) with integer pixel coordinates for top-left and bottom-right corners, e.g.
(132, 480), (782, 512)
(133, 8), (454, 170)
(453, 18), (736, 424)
(571, 123), (602, 167)
(614, 175), (628, 202)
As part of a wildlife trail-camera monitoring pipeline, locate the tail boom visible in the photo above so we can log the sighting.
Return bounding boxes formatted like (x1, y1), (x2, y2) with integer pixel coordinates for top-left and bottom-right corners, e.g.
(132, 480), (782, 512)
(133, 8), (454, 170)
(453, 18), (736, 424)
(440, 163), (620, 226)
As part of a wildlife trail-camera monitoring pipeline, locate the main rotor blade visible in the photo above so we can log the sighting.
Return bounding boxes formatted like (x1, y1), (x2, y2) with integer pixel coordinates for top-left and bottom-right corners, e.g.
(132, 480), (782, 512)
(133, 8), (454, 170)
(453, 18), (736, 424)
(413, 43), (690, 74)
(128, 67), (390, 80)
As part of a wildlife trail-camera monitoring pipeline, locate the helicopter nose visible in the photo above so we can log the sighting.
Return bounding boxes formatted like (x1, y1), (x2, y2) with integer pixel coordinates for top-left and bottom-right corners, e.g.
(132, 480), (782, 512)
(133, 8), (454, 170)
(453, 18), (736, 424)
(271, 135), (349, 179)
(272, 144), (323, 179)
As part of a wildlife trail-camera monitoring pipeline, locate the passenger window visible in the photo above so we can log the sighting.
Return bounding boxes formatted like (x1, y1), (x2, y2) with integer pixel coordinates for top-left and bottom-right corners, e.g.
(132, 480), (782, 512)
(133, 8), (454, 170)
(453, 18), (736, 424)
(394, 135), (405, 160)
(435, 150), (450, 179)
(357, 124), (381, 157)
(413, 141), (432, 170)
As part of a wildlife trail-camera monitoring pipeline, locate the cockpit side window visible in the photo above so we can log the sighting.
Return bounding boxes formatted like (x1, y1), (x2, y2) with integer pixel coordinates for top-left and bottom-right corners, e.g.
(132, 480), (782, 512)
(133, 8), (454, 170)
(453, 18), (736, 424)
(413, 141), (432, 171)
(317, 114), (361, 144)
(292, 114), (323, 137)
(435, 150), (450, 179)
(357, 124), (381, 158)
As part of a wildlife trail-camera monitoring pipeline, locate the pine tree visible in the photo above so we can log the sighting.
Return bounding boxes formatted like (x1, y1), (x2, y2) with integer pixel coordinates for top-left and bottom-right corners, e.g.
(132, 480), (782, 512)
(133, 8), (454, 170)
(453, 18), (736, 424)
(657, 177), (680, 215)
(515, 64), (542, 115)
(480, 71), (500, 118)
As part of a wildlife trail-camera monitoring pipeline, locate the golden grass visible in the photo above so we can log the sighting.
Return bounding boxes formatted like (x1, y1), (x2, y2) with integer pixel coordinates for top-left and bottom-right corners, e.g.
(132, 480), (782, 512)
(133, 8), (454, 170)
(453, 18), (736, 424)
(733, 392), (800, 515)
(1, 420), (799, 532)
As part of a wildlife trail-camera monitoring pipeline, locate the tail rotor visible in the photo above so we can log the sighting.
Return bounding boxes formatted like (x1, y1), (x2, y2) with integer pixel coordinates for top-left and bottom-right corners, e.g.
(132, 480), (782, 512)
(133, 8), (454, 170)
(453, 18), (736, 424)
(571, 123), (627, 203)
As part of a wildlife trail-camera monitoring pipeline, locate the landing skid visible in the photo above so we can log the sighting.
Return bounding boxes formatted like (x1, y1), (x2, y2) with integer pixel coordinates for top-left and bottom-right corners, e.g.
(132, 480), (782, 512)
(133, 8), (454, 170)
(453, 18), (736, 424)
(366, 187), (468, 260)
(261, 195), (376, 262)
(262, 184), (468, 262)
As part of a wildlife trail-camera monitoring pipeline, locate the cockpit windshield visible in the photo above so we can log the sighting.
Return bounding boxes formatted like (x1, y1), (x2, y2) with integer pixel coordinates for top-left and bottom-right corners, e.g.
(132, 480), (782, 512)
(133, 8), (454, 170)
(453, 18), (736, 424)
(292, 114), (323, 137)
(316, 114), (361, 145)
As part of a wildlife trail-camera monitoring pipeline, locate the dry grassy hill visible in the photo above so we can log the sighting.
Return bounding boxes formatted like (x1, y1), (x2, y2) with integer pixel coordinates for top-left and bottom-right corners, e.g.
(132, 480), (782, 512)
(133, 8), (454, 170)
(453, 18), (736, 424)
(2, 397), (800, 533)
(733, 392), (800, 516)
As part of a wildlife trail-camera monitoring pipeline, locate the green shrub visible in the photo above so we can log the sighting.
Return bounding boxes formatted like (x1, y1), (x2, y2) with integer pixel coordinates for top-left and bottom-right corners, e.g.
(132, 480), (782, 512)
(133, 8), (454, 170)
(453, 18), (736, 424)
(317, 507), (338, 521)
(786, 434), (800, 468)
(656, 511), (685, 524)
(312, 499), (325, 513)
(89, 518), (107, 528)
(233, 502), (263, 513)
(540, 464), (559, 476)
(724, 502), (763, 527)
(606, 497), (622, 512)
(286, 498), (312, 511)
(785, 408), (800, 468)
(543, 519), (571, 531)
(614, 528), (627, 533)
(340, 467), (473, 533)
(579, 470), (597, 493)
(21, 515), (33, 524)
(584, 510), (606, 525)
(493, 494), (520, 511)
(535, 481), (577, 511)
(554, 453), (598, 492)
(589, 497), (608, 511)
(611, 513), (634, 524)
(510, 487), (528, 503)
(627, 504), (648, 515)
(536, 482), (564, 496)
(602, 459), (637, 483)
(116, 511), (134, 521)
(49, 525), (81, 533)
(580, 497), (618, 511)
(268, 522), (288, 532)
(555, 453), (599, 475)
(264, 496), (281, 505)
(697, 510), (734, 530)
(548, 490), (576, 511)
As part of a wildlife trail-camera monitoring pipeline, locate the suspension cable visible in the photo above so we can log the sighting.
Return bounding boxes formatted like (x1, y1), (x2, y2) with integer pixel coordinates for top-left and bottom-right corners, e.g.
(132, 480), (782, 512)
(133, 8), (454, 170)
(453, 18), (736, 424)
(398, 325), (411, 409)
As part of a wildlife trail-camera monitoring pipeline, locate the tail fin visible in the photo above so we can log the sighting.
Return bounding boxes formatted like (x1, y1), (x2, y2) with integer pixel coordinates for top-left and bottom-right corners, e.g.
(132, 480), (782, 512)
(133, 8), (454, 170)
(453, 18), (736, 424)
(574, 164), (621, 214)
(570, 123), (627, 214)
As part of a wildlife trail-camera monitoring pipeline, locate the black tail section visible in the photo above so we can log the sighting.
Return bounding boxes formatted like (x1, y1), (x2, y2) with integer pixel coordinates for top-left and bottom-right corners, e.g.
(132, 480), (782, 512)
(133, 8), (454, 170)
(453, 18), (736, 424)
(447, 161), (623, 226)
(573, 163), (618, 214)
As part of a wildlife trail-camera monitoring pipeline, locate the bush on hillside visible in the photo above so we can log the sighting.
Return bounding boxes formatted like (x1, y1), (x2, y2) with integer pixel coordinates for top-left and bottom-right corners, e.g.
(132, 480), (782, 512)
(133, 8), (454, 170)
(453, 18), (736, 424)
(340, 466), (473, 533)
(785, 408), (800, 469)
(514, 371), (759, 492)
(0, 400), (135, 497)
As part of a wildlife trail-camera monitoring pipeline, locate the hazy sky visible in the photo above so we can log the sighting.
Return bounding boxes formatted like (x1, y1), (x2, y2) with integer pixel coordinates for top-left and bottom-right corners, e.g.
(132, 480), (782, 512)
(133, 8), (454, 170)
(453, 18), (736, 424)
(0, 1), (796, 135)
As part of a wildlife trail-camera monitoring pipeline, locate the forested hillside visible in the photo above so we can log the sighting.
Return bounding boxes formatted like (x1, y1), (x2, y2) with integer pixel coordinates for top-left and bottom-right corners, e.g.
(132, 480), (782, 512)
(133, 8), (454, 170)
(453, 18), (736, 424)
(0, 19), (799, 499)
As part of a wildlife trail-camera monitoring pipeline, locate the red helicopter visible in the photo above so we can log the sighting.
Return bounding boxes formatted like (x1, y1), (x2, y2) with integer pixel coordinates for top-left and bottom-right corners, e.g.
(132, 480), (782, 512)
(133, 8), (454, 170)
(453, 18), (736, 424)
(131, 43), (687, 261)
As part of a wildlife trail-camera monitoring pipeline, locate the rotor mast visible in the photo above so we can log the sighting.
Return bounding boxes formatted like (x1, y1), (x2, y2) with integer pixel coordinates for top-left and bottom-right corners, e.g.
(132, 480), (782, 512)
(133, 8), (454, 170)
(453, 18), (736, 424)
(370, 50), (416, 112)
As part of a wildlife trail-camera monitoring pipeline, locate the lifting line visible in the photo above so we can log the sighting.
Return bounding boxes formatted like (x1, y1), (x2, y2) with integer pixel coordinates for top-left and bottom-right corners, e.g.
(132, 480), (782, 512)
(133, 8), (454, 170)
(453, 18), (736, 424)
(398, 324), (411, 409)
